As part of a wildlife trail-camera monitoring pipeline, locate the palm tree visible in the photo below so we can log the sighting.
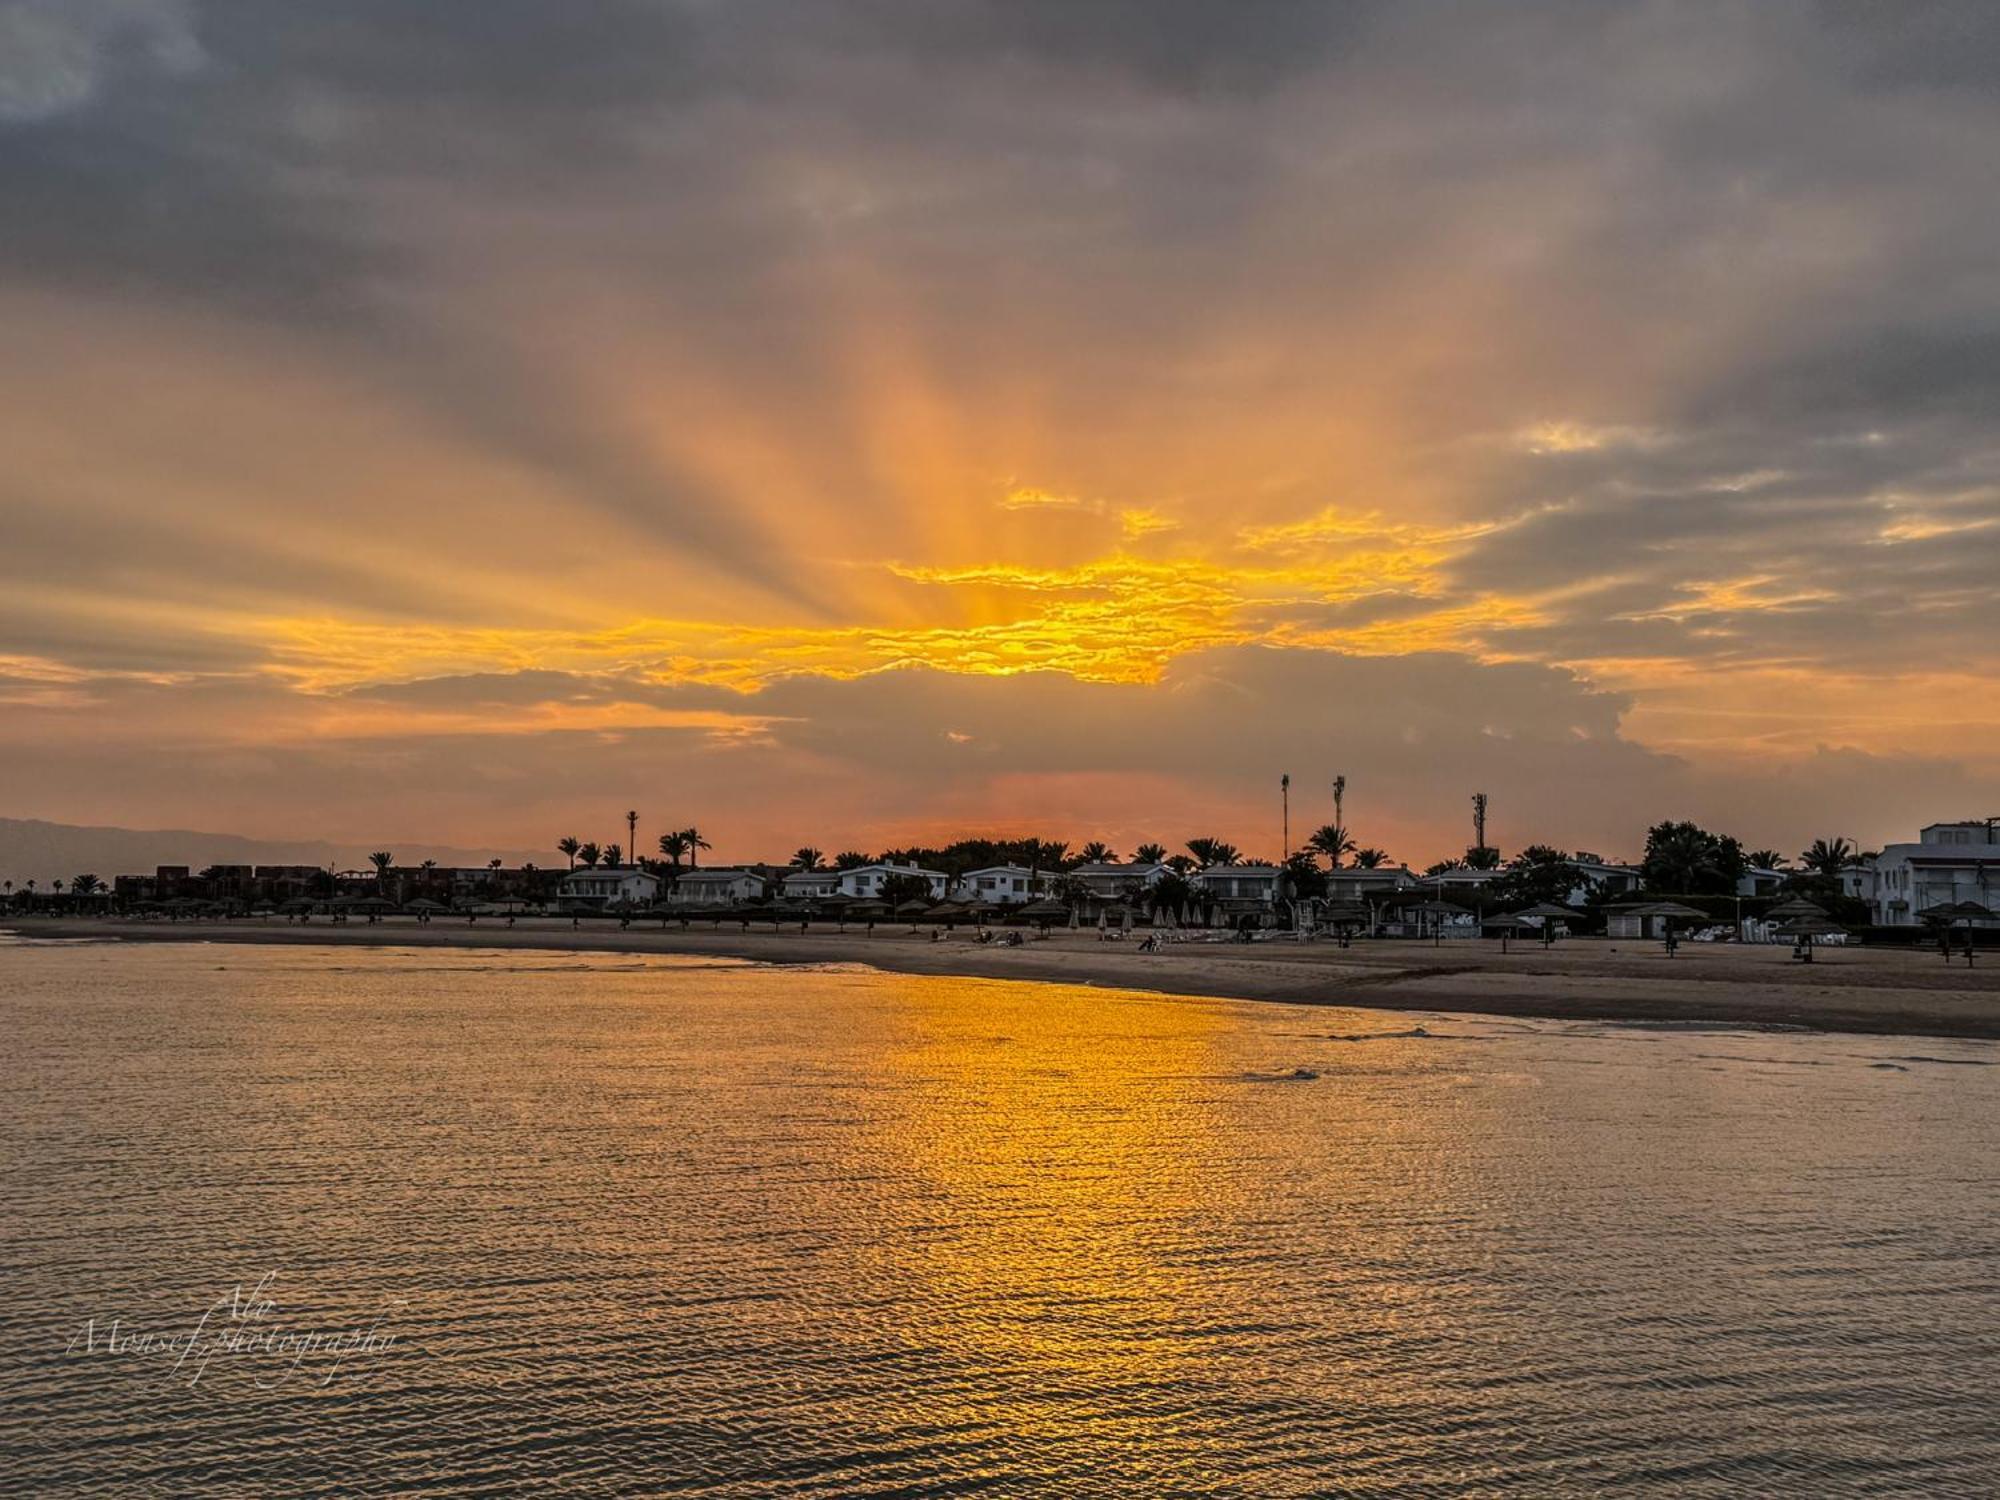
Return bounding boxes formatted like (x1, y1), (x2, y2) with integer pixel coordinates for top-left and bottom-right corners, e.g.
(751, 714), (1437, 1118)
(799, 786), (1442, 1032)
(1185, 837), (1241, 868)
(368, 851), (394, 891)
(626, 810), (639, 857)
(682, 827), (712, 869)
(419, 859), (438, 887)
(658, 832), (688, 870)
(1306, 823), (1355, 869)
(1800, 838), (1854, 879)
(578, 842), (602, 869)
(558, 837), (581, 869)
(833, 850), (872, 870)
(71, 874), (102, 904)
(1747, 849), (1789, 871)
(1132, 842), (1166, 864)
(1078, 841), (1116, 864)
(793, 847), (824, 870)
(602, 843), (623, 867)
(1353, 847), (1391, 869)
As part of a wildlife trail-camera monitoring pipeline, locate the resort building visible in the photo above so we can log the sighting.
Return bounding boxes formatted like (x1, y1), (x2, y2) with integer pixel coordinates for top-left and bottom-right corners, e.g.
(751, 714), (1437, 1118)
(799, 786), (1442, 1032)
(1736, 865), (1789, 898)
(674, 868), (768, 907)
(1197, 863), (1286, 926)
(950, 865), (1047, 904)
(1322, 866), (1418, 902)
(836, 862), (950, 900)
(1847, 820), (2000, 926)
(779, 868), (844, 902)
(1067, 861), (1172, 901)
(1563, 856), (1642, 906)
(557, 865), (661, 907)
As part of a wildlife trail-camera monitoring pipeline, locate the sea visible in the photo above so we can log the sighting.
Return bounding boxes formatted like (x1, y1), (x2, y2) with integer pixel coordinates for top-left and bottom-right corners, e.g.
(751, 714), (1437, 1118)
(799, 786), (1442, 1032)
(1, 939), (1995, 1496)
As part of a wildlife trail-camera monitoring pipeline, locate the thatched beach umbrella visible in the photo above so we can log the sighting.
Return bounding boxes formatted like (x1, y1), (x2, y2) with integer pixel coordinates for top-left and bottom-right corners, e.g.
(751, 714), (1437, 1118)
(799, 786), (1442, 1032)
(1634, 900), (1708, 953)
(1765, 896), (1828, 921)
(1514, 901), (1583, 945)
(1019, 898), (1069, 932)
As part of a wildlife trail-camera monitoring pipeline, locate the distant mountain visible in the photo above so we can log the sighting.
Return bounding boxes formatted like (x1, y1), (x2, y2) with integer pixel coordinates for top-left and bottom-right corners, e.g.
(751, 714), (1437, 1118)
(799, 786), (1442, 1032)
(0, 818), (548, 888)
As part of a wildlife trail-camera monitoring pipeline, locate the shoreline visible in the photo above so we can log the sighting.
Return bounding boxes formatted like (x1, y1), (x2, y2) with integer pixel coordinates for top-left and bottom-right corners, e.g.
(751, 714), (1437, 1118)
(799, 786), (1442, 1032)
(10, 916), (2000, 1040)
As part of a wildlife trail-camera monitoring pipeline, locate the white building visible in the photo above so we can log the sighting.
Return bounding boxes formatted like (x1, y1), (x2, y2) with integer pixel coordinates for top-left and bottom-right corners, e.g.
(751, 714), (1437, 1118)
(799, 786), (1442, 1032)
(779, 868), (844, 902)
(675, 868), (768, 907)
(836, 862), (950, 900)
(1323, 866), (1418, 902)
(1197, 864), (1285, 923)
(950, 865), (1047, 904)
(1736, 865), (1788, 898)
(1563, 856), (1642, 907)
(558, 866), (660, 906)
(1067, 861), (1172, 900)
(1850, 821), (2000, 926)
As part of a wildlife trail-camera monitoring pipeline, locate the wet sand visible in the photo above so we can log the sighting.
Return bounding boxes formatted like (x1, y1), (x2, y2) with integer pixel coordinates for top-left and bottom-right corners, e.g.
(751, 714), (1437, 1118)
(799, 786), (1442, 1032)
(12, 915), (2000, 1039)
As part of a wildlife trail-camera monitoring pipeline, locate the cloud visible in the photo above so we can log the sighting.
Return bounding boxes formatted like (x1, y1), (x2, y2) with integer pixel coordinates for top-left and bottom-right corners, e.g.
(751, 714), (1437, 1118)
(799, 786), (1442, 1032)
(3, 2), (2000, 853)
(0, 0), (201, 122)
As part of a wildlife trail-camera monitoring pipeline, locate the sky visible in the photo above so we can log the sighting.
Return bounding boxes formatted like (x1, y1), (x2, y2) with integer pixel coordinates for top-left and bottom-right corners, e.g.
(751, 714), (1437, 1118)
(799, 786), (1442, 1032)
(3, 1), (1998, 868)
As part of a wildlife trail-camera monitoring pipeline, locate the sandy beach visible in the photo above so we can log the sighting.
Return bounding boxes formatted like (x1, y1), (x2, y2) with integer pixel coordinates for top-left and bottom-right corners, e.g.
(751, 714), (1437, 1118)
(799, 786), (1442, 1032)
(11, 916), (1999, 1039)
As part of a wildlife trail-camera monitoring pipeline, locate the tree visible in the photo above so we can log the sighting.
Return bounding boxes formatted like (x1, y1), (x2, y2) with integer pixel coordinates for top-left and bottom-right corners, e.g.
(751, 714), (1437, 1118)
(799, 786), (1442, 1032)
(794, 847), (824, 870)
(488, 857), (502, 873)
(1424, 858), (1466, 877)
(1641, 821), (1746, 895)
(1800, 838), (1855, 879)
(558, 837), (581, 869)
(1747, 849), (1789, 872)
(658, 832), (688, 870)
(1306, 823), (1355, 869)
(420, 859), (438, 883)
(1462, 845), (1503, 871)
(368, 851), (394, 890)
(1024, 838), (1069, 894)
(1147, 871), (1196, 924)
(1353, 847), (1391, 869)
(578, 843), (602, 869)
(1282, 851), (1327, 901)
(1491, 845), (1575, 907)
(602, 843), (623, 867)
(832, 850), (873, 870)
(1164, 853), (1198, 875)
(1078, 841), (1116, 864)
(1132, 842), (1166, 864)
(682, 827), (712, 869)
(879, 872), (933, 907)
(1186, 837), (1240, 868)
(71, 874), (103, 903)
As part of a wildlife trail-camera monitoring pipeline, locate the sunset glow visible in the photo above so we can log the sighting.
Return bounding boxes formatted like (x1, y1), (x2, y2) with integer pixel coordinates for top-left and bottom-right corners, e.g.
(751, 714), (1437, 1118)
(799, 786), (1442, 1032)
(4, 3), (1997, 862)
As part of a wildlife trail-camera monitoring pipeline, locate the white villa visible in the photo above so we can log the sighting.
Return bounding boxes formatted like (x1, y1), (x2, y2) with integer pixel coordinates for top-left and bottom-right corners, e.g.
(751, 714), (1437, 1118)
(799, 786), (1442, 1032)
(950, 865), (1048, 904)
(1563, 856), (1642, 906)
(1068, 861), (1172, 901)
(837, 862), (950, 900)
(558, 865), (661, 907)
(1846, 821), (2000, 925)
(1197, 863), (1285, 919)
(1322, 866), (1418, 902)
(779, 868), (844, 902)
(675, 868), (768, 907)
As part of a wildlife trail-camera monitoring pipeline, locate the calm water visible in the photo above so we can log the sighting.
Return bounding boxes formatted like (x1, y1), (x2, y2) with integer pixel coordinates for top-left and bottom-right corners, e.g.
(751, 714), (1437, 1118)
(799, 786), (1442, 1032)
(1, 941), (1996, 1497)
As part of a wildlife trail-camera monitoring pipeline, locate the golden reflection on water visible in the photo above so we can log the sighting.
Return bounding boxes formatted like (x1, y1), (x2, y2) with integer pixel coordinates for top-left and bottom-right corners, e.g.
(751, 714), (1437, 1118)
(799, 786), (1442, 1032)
(4, 944), (1999, 1496)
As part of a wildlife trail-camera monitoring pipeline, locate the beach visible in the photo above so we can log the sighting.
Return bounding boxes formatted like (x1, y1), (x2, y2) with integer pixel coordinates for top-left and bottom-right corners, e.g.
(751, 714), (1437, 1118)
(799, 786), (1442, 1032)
(12, 916), (1999, 1039)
